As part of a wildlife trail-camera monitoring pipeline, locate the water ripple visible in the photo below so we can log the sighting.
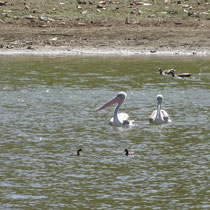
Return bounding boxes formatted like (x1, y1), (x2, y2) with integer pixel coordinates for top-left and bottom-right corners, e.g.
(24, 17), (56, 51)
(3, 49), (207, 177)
(0, 56), (209, 209)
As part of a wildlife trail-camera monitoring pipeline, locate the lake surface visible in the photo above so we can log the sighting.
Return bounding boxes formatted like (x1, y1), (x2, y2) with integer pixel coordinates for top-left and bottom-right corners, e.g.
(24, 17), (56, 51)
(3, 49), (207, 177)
(0, 55), (209, 209)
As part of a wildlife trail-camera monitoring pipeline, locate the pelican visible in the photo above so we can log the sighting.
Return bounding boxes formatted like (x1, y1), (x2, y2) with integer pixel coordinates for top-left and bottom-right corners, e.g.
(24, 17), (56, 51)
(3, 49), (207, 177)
(158, 68), (175, 75)
(149, 94), (171, 123)
(169, 71), (192, 78)
(97, 92), (131, 126)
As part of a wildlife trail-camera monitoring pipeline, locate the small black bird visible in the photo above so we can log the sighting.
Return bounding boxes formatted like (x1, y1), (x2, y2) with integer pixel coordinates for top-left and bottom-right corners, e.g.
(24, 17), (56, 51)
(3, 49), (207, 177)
(69, 149), (83, 156)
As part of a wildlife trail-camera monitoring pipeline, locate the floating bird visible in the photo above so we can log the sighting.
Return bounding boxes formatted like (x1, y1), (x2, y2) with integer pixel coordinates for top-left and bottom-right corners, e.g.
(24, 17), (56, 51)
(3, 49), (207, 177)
(158, 68), (175, 75)
(169, 71), (192, 78)
(69, 149), (82, 156)
(97, 92), (131, 126)
(149, 94), (171, 123)
(125, 149), (134, 156)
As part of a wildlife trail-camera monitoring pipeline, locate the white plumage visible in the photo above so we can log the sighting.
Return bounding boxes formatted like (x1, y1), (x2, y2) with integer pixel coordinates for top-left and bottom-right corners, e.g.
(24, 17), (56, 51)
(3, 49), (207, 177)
(97, 92), (132, 127)
(149, 94), (171, 123)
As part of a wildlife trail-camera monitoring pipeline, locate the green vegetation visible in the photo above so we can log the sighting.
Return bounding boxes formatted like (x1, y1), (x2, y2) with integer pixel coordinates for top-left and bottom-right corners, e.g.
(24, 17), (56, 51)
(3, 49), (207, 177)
(0, 0), (210, 24)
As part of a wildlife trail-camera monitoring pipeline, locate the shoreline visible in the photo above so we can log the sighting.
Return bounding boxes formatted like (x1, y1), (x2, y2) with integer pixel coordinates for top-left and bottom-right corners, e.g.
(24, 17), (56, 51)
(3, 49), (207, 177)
(1, 1), (210, 58)
(1, 46), (210, 57)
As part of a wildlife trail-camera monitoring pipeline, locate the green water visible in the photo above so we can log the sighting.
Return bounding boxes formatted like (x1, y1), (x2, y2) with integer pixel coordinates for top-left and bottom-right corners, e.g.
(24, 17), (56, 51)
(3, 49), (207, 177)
(0, 56), (209, 209)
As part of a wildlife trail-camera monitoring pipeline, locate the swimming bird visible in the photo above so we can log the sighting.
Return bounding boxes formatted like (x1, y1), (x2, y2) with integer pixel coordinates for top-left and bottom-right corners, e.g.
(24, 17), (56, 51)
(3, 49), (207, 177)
(125, 149), (134, 156)
(149, 94), (171, 123)
(97, 92), (131, 126)
(158, 68), (175, 75)
(69, 149), (82, 156)
(169, 71), (192, 78)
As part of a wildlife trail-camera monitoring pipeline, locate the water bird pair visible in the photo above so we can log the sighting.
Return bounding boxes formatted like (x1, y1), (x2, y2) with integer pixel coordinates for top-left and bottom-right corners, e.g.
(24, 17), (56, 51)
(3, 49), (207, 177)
(97, 92), (170, 126)
(70, 149), (134, 156)
(159, 68), (192, 78)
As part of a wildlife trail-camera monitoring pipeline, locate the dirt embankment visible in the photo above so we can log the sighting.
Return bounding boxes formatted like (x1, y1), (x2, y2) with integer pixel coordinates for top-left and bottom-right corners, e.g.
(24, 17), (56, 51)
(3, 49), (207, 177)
(0, 0), (210, 55)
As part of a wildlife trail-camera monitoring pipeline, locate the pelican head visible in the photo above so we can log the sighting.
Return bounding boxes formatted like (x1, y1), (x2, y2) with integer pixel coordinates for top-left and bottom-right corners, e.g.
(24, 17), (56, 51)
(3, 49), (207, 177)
(116, 92), (127, 101)
(97, 92), (127, 111)
(157, 94), (163, 104)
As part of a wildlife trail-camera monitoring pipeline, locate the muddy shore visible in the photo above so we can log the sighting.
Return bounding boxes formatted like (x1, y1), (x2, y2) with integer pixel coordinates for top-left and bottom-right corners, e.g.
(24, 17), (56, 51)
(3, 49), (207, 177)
(1, 20), (210, 56)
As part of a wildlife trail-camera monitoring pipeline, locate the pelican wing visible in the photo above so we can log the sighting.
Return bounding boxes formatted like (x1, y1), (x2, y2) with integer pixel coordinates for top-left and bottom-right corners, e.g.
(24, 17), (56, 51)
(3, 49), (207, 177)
(161, 110), (171, 122)
(118, 113), (130, 125)
(118, 112), (129, 122)
(110, 112), (130, 126)
(149, 110), (170, 123)
(149, 110), (157, 123)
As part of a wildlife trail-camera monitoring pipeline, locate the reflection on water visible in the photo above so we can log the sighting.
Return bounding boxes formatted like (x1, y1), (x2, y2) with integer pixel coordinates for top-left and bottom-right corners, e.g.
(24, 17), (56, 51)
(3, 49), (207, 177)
(0, 56), (209, 209)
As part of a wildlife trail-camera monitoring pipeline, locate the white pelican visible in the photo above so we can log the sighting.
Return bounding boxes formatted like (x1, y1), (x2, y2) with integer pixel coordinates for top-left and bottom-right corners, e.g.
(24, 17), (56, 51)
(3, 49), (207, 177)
(158, 68), (176, 75)
(69, 149), (82, 156)
(169, 71), (192, 78)
(149, 94), (171, 123)
(97, 92), (131, 126)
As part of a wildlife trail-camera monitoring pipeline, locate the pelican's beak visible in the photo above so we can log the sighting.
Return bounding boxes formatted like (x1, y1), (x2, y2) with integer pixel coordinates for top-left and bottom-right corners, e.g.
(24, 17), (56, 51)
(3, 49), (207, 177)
(97, 96), (120, 111)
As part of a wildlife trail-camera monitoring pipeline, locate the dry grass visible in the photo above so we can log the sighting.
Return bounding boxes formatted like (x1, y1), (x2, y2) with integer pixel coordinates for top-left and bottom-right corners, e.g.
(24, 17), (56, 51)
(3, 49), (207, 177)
(1, 0), (210, 51)
(0, 0), (210, 25)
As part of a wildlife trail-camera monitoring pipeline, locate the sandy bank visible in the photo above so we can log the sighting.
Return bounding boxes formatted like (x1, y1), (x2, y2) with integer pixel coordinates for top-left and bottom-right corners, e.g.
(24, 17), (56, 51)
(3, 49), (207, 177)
(1, 46), (210, 57)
